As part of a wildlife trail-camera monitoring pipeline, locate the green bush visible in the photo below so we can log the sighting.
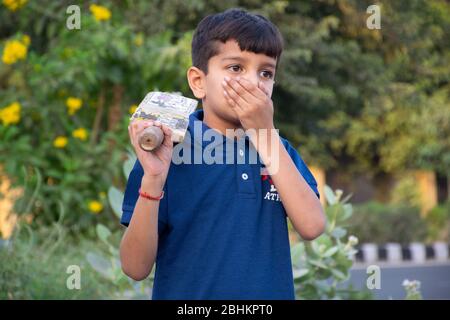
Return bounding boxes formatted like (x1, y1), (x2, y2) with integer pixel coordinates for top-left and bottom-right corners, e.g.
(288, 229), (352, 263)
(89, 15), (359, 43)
(403, 280), (423, 300)
(0, 219), (117, 299)
(0, 176), (152, 300)
(347, 201), (428, 244)
(0, 1), (192, 234)
(88, 154), (154, 300)
(292, 187), (373, 300)
(425, 202), (450, 242)
(85, 223), (153, 299)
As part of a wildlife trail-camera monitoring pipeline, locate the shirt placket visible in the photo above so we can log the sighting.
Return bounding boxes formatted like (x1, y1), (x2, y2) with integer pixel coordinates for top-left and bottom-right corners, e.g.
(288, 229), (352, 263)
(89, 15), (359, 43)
(235, 139), (256, 198)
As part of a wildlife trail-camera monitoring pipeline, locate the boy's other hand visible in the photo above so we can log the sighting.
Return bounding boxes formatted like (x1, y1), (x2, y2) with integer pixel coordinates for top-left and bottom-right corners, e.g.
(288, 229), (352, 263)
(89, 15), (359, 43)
(222, 76), (274, 131)
(128, 120), (173, 189)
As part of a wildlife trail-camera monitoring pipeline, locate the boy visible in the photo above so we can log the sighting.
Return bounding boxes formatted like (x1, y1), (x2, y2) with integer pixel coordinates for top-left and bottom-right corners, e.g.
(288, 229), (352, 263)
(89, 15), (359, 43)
(120, 8), (326, 300)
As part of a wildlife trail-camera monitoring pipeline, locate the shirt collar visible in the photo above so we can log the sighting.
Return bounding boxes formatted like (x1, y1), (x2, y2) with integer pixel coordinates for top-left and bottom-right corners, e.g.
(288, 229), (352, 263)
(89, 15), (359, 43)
(187, 109), (249, 148)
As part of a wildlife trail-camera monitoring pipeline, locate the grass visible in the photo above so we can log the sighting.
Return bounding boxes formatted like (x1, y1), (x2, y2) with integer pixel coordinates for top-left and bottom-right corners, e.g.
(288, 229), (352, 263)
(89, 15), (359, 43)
(0, 220), (121, 299)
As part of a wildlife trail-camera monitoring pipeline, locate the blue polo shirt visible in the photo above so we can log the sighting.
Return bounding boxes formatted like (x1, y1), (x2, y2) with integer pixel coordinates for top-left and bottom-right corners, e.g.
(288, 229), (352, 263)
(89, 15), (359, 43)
(121, 109), (319, 300)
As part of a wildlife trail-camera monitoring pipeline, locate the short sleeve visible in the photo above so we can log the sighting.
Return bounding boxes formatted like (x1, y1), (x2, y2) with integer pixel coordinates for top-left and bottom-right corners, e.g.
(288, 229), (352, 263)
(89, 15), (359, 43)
(120, 159), (169, 236)
(281, 138), (320, 199)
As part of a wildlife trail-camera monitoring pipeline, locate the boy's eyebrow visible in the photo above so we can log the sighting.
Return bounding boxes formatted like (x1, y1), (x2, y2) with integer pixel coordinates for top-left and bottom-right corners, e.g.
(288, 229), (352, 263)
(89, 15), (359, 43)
(221, 56), (246, 63)
(260, 61), (277, 70)
(221, 56), (276, 69)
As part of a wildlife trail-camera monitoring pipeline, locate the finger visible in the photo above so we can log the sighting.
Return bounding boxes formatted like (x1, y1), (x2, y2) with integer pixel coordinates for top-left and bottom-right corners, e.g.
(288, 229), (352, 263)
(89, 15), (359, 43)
(129, 121), (140, 144)
(143, 120), (154, 129)
(130, 119), (139, 133)
(223, 77), (253, 105)
(160, 123), (172, 136)
(223, 88), (245, 113)
(128, 125), (137, 147)
(223, 89), (240, 114)
(151, 121), (171, 146)
(131, 120), (155, 147)
(132, 119), (153, 134)
(258, 81), (270, 97)
(223, 90), (243, 120)
(139, 121), (155, 140)
(223, 81), (249, 110)
(237, 77), (267, 100)
(160, 124), (173, 148)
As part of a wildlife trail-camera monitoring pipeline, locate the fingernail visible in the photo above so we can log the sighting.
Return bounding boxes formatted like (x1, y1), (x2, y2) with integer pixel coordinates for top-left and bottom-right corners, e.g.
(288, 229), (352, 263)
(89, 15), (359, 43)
(236, 76), (240, 81)
(222, 80), (227, 86)
(224, 76), (230, 82)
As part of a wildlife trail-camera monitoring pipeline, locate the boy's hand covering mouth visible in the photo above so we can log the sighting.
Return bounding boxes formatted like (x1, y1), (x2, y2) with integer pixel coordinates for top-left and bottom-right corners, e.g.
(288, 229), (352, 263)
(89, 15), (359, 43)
(222, 76), (275, 132)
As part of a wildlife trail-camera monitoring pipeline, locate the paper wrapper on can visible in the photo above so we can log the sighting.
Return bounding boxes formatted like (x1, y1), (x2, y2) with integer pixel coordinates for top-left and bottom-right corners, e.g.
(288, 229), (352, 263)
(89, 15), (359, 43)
(130, 92), (198, 146)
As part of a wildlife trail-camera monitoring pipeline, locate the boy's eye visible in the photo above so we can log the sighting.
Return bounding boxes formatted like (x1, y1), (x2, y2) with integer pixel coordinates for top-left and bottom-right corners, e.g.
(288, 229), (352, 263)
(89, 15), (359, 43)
(260, 70), (274, 79)
(227, 65), (242, 73)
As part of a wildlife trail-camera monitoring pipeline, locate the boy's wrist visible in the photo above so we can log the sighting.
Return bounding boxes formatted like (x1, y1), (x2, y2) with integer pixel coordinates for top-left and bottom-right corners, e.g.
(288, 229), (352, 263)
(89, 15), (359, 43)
(141, 175), (165, 195)
(248, 127), (278, 151)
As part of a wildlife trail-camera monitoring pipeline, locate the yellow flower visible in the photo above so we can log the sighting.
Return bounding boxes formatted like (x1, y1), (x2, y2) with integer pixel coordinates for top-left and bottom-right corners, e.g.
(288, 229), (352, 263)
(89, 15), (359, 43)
(62, 47), (73, 58)
(22, 34), (30, 46)
(72, 127), (88, 141)
(2, 39), (27, 65)
(53, 136), (68, 148)
(89, 4), (111, 21)
(0, 102), (21, 126)
(66, 97), (82, 115)
(133, 34), (144, 47)
(88, 200), (103, 214)
(129, 104), (138, 115)
(2, 0), (27, 12)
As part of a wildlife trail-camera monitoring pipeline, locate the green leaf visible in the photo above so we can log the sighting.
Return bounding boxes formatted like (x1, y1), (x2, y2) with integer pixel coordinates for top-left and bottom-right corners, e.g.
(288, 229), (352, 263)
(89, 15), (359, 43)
(96, 223), (111, 243)
(293, 268), (309, 279)
(108, 186), (124, 219)
(322, 247), (339, 257)
(346, 249), (359, 257)
(311, 240), (323, 255)
(309, 259), (328, 269)
(331, 227), (347, 239)
(86, 251), (112, 279)
(47, 169), (62, 179)
(340, 203), (353, 221)
(291, 243), (305, 268)
(330, 268), (348, 281)
(123, 152), (136, 179)
(341, 193), (353, 204)
(324, 185), (336, 205)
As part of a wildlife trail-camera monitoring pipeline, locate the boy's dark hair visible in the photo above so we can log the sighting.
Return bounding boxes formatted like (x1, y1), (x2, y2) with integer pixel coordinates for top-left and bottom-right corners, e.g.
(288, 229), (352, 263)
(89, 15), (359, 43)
(191, 8), (284, 74)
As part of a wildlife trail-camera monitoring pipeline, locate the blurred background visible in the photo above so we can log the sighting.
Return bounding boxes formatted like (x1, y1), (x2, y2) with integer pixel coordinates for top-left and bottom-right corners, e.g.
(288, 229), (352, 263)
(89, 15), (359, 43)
(0, 0), (449, 300)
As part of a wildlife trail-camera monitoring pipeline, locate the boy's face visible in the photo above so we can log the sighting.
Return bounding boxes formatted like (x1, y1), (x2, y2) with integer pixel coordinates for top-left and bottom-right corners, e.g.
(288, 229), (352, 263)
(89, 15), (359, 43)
(188, 39), (277, 128)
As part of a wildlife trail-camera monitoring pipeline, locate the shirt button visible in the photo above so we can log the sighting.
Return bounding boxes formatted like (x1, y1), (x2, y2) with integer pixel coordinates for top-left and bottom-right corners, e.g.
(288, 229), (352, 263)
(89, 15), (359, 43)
(239, 149), (244, 157)
(241, 173), (248, 180)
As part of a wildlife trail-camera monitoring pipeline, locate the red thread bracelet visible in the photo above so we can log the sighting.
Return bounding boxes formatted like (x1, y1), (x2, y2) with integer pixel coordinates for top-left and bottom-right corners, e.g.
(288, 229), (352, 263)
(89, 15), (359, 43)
(139, 188), (164, 201)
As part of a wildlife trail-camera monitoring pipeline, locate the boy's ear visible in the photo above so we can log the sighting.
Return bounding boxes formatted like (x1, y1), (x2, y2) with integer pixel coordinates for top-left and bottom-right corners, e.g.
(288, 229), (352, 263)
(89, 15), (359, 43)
(187, 66), (206, 99)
